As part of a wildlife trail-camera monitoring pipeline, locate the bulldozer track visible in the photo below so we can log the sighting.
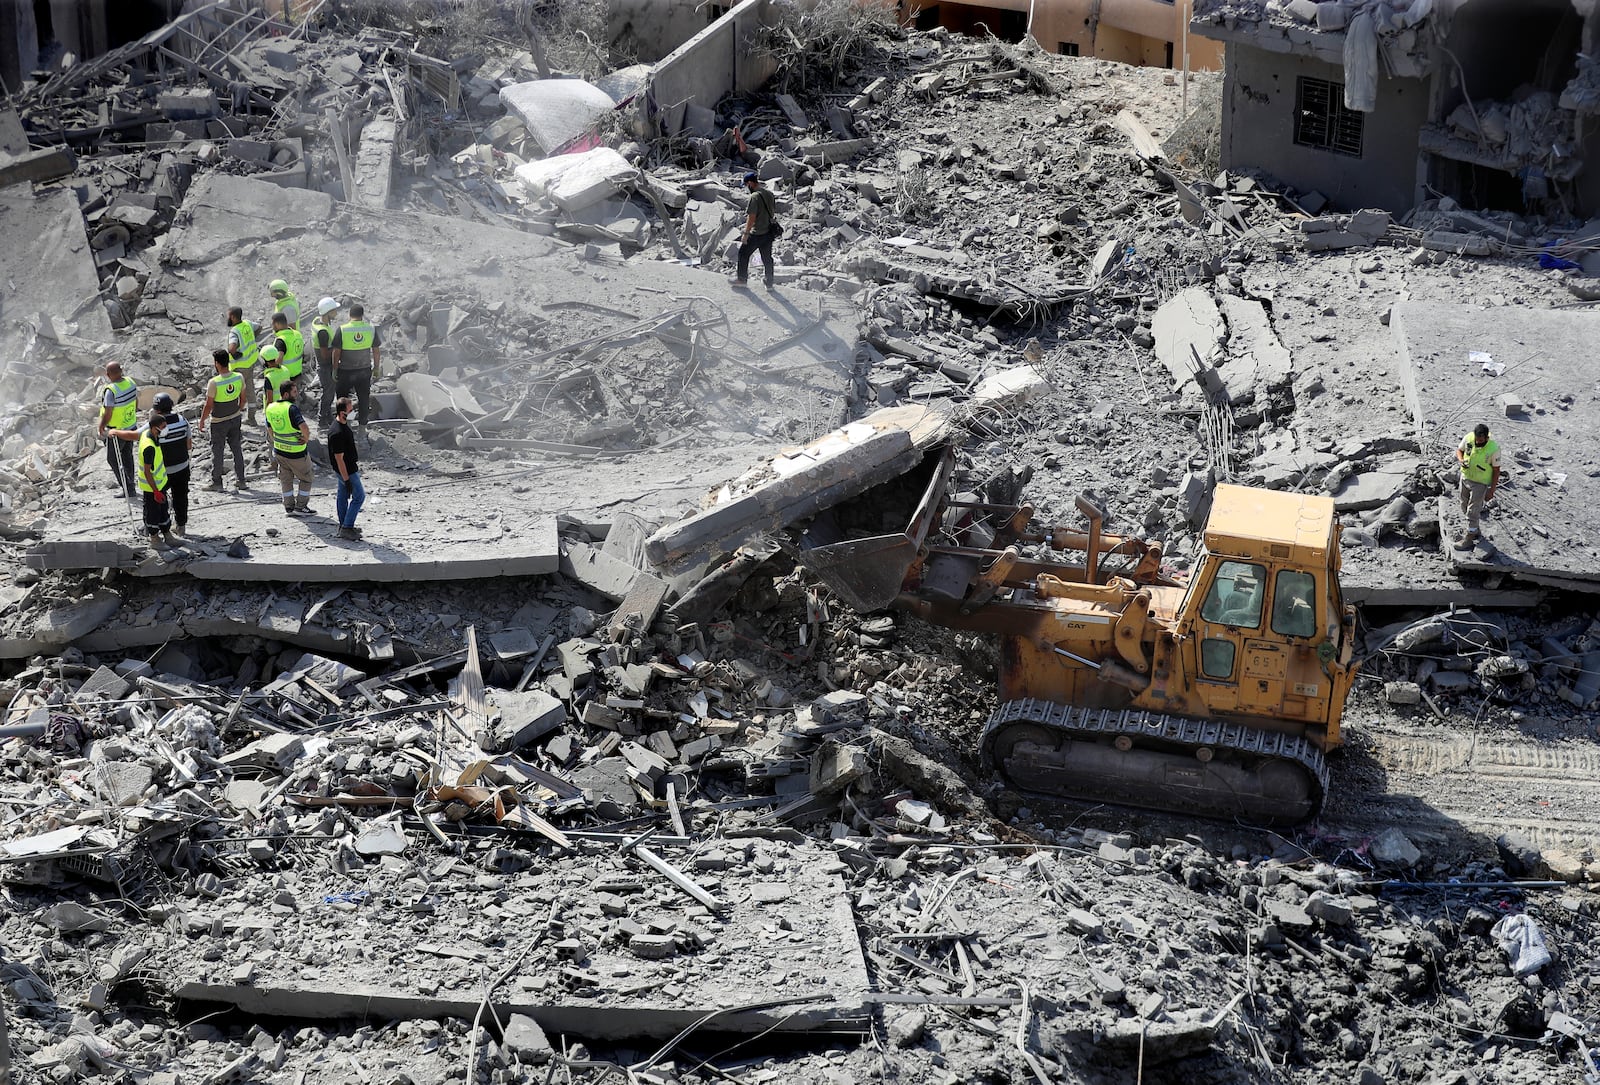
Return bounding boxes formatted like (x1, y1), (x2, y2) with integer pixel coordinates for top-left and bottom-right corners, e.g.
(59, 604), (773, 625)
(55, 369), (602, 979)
(980, 698), (1329, 826)
(1321, 724), (1600, 857)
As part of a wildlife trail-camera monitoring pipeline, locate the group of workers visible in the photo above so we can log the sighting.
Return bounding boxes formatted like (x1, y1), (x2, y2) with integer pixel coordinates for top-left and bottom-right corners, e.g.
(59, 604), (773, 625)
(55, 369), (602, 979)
(96, 278), (378, 547)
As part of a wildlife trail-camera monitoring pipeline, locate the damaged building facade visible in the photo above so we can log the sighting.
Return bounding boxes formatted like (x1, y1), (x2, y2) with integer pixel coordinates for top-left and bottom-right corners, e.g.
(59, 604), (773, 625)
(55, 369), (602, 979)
(908, 0), (1224, 69)
(1193, 0), (1600, 214)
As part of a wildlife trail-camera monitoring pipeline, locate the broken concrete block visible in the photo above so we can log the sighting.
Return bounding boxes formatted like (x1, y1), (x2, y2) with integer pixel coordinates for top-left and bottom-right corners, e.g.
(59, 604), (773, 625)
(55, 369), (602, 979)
(1177, 470), (1214, 526)
(0, 145), (77, 188)
(515, 147), (635, 213)
(500, 78), (616, 155)
(628, 933), (678, 959)
(157, 89), (216, 119)
(1368, 827), (1421, 868)
(1151, 287), (1224, 389)
(1498, 392), (1526, 417)
(1307, 891), (1355, 926)
(970, 365), (1049, 409)
(1383, 681), (1422, 705)
(487, 689), (566, 751)
(1316, 2), (1350, 30)
(501, 1014), (552, 1064)
(809, 742), (868, 796)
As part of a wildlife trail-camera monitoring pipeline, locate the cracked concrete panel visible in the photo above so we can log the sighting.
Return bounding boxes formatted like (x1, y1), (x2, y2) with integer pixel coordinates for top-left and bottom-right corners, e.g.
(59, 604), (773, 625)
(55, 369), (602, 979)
(1151, 287), (1224, 391)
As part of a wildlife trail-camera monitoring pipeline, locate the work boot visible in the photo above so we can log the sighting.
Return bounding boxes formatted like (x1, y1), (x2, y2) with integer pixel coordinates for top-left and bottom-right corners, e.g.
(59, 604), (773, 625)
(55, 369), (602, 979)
(731, 278), (750, 289)
(284, 502), (298, 515)
(1452, 532), (1479, 550)
(171, 524), (185, 539)
(336, 525), (359, 541)
(235, 479), (249, 491)
(151, 532), (172, 550)
(351, 526), (364, 538)
(205, 479), (224, 492)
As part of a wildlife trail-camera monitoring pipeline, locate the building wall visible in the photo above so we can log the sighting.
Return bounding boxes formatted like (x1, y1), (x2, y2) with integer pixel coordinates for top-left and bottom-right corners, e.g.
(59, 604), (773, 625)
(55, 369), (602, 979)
(912, 0), (1222, 70)
(611, 0), (730, 63)
(0, 1), (40, 95)
(1220, 46), (1428, 212)
(649, 0), (780, 135)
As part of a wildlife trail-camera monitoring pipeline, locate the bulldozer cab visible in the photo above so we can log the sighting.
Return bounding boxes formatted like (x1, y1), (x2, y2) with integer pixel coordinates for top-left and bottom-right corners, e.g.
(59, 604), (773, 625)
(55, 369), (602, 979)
(1176, 485), (1357, 749)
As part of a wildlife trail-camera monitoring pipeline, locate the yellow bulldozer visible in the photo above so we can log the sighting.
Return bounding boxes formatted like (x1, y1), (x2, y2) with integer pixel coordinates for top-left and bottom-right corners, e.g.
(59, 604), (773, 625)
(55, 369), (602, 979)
(790, 444), (1360, 825)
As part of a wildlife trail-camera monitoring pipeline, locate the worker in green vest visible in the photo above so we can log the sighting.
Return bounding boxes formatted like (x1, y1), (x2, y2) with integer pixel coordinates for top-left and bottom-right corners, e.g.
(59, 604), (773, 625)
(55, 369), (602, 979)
(269, 278), (300, 328)
(1454, 423), (1502, 549)
(107, 410), (174, 548)
(226, 306), (261, 424)
(333, 302), (381, 434)
(96, 360), (139, 498)
(271, 310), (306, 397)
(198, 349), (248, 491)
(260, 345), (290, 409)
(264, 379), (314, 515)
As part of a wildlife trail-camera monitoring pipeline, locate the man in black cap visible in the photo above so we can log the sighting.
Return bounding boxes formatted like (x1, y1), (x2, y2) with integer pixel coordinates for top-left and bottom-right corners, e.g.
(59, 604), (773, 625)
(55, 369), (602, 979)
(733, 171), (779, 291)
(152, 392), (193, 538)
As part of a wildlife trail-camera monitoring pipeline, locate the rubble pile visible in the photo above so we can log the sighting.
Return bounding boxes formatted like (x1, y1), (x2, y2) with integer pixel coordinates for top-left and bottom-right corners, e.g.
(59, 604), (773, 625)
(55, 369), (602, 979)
(7, 4), (1600, 1083)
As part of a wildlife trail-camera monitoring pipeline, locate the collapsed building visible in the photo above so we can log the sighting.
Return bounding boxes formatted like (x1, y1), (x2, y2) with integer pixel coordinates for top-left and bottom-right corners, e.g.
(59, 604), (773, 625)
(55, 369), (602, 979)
(1194, 0), (1600, 216)
(2, 2), (1600, 1084)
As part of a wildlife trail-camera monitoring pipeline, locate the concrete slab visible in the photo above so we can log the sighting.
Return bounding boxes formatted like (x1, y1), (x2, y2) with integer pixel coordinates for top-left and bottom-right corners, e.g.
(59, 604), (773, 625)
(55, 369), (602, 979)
(1393, 301), (1600, 588)
(1152, 287), (1224, 391)
(351, 116), (397, 210)
(27, 173), (862, 583)
(153, 842), (870, 1039)
(0, 186), (114, 407)
(501, 79), (617, 155)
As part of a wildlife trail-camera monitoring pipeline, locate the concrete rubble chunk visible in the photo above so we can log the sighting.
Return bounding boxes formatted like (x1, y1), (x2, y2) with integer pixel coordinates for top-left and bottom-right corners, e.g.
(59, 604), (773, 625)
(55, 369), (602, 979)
(1151, 287), (1225, 390)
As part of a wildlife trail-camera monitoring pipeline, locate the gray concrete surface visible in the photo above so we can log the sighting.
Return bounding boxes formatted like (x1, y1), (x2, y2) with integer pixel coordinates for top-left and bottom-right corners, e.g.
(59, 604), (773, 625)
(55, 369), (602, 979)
(1393, 300), (1600, 589)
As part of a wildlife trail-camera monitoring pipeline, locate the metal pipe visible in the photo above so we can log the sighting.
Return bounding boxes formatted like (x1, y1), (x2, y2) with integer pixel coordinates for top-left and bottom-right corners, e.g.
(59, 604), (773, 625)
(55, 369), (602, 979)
(0, 724), (46, 740)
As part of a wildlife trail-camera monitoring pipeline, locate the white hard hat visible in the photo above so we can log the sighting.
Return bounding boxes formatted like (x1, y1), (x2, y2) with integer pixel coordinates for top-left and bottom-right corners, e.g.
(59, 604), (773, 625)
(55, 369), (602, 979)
(317, 296), (339, 316)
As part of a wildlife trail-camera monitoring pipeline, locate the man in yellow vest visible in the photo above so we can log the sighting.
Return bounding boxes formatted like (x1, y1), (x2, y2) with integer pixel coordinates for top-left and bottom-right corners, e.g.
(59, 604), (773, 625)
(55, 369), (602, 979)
(333, 302), (380, 434)
(260, 345), (290, 409)
(226, 306), (261, 424)
(271, 311), (305, 403)
(1454, 422), (1501, 549)
(265, 378), (315, 515)
(107, 410), (174, 548)
(199, 349), (248, 491)
(97, 360), (139, 498)
(270, 278), (300, 328)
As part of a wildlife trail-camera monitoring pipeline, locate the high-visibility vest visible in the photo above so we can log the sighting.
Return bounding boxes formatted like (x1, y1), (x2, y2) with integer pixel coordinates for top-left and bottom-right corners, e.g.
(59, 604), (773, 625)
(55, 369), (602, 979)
(210, 371), (244, 420)
(276, 327), (305, 379)
(264, 401), (307, 455)
(136, 430), (168, 492)
(336, 320), (375, 369)
(230, 321), (259, 372)
(262, 366), (290, 408)
(158, 413), (191, 474)
(275, 292), (300, 327)
(1460, 434), (1499, 484)
(103, 377), (139, 428)
(311, 316), (335, 356)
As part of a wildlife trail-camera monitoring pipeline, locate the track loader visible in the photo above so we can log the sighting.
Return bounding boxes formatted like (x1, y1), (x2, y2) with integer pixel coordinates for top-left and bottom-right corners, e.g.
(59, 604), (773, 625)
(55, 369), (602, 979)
(788, 444), (1360, 825)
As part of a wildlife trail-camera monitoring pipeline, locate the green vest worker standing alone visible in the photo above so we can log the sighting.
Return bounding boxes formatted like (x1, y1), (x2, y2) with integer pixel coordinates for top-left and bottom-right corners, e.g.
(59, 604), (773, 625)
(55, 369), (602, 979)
(1453, 423), (1502, 550)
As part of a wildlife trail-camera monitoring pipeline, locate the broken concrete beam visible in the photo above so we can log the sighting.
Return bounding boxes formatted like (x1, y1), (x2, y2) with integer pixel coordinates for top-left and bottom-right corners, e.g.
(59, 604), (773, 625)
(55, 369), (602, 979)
(396, 372), (484, 425)
(157, 89), (216, 119)
(0, 145), (77, 188)
(352, 117), (397, 211)
(486, 689), (566, 751)
(0, 591), (123, 660)
(645, 412), (928, 569)
(515, 147), (636, 213)
(775, 94), (809, 128)
(800, 138), (871, 166)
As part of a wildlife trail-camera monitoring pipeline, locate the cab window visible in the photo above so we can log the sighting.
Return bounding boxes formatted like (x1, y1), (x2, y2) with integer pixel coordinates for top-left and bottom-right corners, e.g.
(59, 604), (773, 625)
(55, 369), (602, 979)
(1199, 561), (1265, 629)
(1272, 570), (1318, 638)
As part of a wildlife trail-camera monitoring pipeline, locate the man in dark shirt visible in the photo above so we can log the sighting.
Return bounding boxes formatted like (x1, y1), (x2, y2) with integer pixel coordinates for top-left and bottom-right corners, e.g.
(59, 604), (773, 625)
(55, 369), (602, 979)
(327, 397), (365, 541)
(733, 172), (778, 290)
(152, 392), (192, 538)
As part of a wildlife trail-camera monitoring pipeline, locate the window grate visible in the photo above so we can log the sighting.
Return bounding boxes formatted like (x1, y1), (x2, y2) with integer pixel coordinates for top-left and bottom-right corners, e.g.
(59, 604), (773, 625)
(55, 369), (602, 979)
(1293, 76), (1364, 157)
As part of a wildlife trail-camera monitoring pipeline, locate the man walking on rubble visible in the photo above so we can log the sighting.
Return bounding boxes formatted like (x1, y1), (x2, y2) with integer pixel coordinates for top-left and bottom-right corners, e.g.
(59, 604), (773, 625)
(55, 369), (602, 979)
(97, 360), (139, 498)
(226, 306), (261, 425)
(199, 349), (248, 492)
(732, 171), (779, 291)
(328, 396), (364, 541)
(107, 410), (174, 548)
(311, 296), (341, 428)
(265, 378), (315, 516)
(333, 303), (380, 436)
(151, 393), (192, 538)
(1454, 422), (1502, 550)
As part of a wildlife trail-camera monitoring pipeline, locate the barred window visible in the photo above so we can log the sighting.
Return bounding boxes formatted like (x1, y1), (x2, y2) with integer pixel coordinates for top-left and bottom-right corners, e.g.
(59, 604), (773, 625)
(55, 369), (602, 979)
(1293, 76), (1364, 157)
